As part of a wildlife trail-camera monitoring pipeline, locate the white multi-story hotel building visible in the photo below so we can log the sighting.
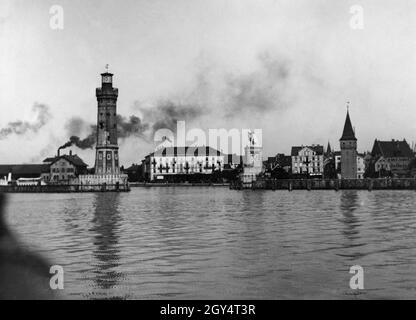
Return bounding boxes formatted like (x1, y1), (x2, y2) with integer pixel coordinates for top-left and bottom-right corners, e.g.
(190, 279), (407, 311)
(291, 145), (324, 177)
(142, 146), (225, 181)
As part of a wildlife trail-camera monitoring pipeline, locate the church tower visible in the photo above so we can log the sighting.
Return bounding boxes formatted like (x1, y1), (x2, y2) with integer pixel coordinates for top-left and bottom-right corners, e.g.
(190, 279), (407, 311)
(340, 108), (357, 179)
(94, 70), (120, 175)
(325, 141), (332, 156)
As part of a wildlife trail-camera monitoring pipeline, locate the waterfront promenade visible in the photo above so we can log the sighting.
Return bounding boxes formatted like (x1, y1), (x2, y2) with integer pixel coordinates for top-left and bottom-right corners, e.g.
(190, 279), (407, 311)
(2, 178), (416, 193)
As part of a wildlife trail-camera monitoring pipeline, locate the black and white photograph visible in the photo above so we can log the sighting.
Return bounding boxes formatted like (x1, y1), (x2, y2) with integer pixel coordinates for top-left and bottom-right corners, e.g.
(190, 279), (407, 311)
(1, 0), (416, 306)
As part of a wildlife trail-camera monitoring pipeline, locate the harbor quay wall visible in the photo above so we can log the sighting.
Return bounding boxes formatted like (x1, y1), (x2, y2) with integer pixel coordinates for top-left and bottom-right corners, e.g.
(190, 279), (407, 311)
(0, 174), (131, 193)
(0, 183), (130, 193)
(232, 178), (416, 190)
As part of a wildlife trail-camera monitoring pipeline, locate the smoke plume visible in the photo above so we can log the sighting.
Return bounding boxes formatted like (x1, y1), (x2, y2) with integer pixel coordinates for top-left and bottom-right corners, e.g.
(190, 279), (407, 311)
(222, 52), (291, 117)
(137, 99), (205, 134)
(117, 115), (149, 139)
(59, 132), (97, 151)
(59, 114), (150, 151)
(59, 50), (297, 153)
(134, 51), (293, 134)
(0, 103), (52, 140)
(59, 117), (96, 150)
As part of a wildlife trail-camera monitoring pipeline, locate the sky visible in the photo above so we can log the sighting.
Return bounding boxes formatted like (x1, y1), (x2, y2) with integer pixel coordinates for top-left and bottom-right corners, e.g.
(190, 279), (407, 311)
(1, 0), (416, 166)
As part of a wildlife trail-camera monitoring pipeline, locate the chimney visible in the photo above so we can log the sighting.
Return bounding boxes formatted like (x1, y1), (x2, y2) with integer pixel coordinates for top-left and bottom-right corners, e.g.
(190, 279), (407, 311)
(57, 149), (60, 157)
(69, 150), (72, 156)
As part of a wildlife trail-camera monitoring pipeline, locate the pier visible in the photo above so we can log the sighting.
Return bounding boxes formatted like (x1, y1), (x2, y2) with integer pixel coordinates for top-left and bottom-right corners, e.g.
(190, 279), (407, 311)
(0, 183), (130, 193)
(230, 178), (416, 190)
(129, 182), (229, 187)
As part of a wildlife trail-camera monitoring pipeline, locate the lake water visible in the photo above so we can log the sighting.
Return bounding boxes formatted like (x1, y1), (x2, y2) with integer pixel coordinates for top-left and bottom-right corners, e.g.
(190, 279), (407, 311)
(4, 188), (416, 299)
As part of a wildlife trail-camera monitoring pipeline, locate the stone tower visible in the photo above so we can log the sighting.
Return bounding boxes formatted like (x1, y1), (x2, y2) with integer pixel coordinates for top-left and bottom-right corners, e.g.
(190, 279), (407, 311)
(340, 109), (357, 179)
(94, 71), (120, 175)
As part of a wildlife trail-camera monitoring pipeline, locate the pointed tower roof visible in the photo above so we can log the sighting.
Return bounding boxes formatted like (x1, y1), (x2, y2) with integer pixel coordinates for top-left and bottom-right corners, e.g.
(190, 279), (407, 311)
(340, 110), (357, 141)
(326, 141), (332, 154)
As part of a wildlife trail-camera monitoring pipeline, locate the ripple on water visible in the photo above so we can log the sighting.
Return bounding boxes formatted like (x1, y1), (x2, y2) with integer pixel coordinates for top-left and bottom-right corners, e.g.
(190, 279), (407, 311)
(4, 189), (416, 299)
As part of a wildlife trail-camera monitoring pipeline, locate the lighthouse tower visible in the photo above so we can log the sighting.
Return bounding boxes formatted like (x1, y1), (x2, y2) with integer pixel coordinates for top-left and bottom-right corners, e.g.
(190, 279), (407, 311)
(94, 70), (120, 175)
(77, 68), (129, 191)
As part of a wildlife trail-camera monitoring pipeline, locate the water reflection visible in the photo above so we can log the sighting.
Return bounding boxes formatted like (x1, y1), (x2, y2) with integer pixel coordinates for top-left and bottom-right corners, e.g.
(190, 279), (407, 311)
(241, 190), (266, 213)
(338, 190), (366, 263)
(63, 197), (87, 234)
(89, 193), (123, 294)
(339, 190), (360, 239)
(6, 188), (416, 299)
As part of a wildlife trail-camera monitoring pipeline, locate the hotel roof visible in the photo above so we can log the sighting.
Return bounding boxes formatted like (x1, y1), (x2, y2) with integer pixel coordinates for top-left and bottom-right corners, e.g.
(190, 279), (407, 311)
(44, 155), (87, 168)
(291, 145), (324, 156)
(147, 146), (223, 157)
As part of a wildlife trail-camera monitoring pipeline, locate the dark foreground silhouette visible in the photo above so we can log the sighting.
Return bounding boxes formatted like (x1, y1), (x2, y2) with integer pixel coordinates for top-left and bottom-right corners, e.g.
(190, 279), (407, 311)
(0, 194), (57, 299)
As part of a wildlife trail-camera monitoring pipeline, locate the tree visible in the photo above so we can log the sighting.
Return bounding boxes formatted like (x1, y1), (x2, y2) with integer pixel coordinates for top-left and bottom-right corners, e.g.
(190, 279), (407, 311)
(270, 166), (290, 179)
(323, 159), (337, 179)
(364, 159), (376, 178)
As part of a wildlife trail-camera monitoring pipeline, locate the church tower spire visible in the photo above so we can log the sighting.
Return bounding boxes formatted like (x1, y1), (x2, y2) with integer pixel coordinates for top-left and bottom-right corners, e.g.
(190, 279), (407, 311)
(340, 109), (357, 141)
(339, 105), (357, 179)
(326, 141), (332, 155)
